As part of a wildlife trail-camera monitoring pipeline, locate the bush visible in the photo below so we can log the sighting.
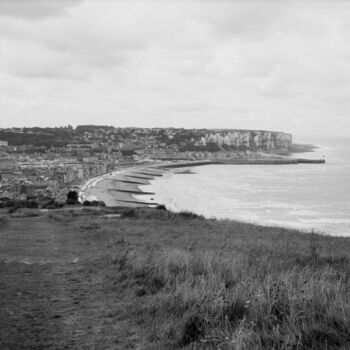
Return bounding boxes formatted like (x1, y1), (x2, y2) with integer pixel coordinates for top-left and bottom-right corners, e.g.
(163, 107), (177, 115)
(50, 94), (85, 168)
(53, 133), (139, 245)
(10, 208), (41, 217)
(174, 210), (204, 220)
(120, 208), (137, 218)
(179, 314), (206, 346)
(82, 200), (106, 207)
(115, 248), (350, 349)
(2, 200), (39, 211)
(66, 191), (80, 205)
(155, 204), (167, 211)
(0, 217), (7, 229)
(42, 201), (65, 209)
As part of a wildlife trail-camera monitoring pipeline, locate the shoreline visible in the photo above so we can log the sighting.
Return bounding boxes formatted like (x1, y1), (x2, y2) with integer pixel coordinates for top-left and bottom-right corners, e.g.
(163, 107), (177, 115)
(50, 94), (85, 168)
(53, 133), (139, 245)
(79, 151), (325, 209)
(32, 144), (347, 236)
(79, 164), (166, 207)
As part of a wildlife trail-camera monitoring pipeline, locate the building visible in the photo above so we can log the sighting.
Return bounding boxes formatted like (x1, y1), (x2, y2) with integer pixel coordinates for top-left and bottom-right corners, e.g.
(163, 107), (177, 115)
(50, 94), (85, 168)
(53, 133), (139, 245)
(20, 184), (49, 197)
(0, 151), (18, 172)
(0, 140), (8, 150)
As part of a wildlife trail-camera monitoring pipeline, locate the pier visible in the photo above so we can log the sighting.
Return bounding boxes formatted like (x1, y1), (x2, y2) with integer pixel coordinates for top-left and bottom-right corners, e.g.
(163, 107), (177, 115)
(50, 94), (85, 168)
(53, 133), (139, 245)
(161, 158), (325, 169)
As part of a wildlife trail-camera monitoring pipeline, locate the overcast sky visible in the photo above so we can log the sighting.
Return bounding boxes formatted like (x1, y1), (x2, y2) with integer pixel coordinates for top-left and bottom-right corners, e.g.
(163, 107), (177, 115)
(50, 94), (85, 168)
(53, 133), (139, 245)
(0, 0), (349, 137)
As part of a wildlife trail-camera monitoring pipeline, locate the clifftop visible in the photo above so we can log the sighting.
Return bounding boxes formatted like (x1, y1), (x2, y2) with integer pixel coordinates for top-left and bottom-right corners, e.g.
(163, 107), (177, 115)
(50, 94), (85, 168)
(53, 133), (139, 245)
(0, 126), (292, 152)
(0, 207), (349, 349)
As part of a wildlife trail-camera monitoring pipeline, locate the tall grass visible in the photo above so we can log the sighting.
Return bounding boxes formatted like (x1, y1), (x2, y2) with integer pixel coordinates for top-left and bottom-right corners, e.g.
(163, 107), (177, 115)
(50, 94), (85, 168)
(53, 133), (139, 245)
(46, 207), (350, 348)
(112, 248), (350, 349)
(0, 217), (8, 229)
(95, 209), (350, 349)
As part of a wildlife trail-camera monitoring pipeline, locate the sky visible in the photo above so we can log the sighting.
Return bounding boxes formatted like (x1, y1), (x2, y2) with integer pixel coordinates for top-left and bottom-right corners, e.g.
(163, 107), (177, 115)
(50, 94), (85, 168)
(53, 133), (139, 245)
(0, 0), (350, 137)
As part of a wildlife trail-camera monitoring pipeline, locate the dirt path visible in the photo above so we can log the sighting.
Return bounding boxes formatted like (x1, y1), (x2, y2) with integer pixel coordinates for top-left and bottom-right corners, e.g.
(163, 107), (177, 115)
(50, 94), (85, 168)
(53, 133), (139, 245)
(0, 215), (141, 349)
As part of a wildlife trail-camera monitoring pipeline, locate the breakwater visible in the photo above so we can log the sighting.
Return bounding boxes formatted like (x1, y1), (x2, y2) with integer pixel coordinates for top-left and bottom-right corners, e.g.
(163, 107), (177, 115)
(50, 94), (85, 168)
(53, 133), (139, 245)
(161, 158), (325, 169)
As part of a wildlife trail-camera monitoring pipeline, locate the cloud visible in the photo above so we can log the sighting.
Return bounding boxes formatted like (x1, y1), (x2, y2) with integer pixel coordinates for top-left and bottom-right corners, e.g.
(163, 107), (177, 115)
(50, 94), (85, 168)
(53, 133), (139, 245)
(0, 0), (83, 20)
(0, 0), (350, 136)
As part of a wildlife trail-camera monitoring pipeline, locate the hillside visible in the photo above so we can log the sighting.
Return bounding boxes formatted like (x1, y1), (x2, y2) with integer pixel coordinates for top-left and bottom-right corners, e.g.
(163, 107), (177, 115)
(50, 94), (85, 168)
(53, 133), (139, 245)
(0, 126), (292, 151)
(0, 208), (349, 349)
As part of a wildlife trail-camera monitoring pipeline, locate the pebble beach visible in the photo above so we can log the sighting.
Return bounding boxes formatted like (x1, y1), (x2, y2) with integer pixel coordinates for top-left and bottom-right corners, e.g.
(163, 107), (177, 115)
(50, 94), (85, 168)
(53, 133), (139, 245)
(79, 166), (165, 207)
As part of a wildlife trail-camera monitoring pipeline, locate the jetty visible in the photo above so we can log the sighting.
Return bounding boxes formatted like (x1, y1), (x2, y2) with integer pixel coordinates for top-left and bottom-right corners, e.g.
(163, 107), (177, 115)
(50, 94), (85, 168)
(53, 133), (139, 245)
(161, 158), (325, 169)
(296, 158), (326, 164)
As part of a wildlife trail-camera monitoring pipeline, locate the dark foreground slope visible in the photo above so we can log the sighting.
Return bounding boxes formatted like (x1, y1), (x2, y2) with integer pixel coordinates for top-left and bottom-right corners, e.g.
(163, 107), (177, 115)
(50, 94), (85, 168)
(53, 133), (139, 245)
(0, 208), (350, 349)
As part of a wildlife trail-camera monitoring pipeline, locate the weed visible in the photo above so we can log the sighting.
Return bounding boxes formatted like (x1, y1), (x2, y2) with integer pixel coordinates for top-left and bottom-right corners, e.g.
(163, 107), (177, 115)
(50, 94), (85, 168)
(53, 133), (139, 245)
(179, 314), (206, 346)
(5, 207), (350, 349)
(0, 217), (8, 229)
(174, 210), (205, 220)
(121, 208), (137, 218)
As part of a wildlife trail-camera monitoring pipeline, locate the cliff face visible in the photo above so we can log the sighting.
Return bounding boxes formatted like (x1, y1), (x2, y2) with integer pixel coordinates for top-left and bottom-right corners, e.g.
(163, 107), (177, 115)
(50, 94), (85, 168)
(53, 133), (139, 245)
(194, 130), (292, 151)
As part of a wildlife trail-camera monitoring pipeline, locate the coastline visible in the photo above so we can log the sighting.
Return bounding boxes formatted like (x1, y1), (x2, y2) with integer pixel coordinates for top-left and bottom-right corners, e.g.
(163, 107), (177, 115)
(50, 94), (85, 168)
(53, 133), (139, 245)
(133, 143), (349, 236)
(79, 165), (166, 207)
(80, 146), (324, 210)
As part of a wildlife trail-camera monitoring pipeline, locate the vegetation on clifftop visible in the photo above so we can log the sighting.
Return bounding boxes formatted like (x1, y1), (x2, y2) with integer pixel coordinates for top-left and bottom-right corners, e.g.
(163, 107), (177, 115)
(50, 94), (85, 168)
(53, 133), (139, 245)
(55, 208), (350, 349)
(1, 207), (350, 349)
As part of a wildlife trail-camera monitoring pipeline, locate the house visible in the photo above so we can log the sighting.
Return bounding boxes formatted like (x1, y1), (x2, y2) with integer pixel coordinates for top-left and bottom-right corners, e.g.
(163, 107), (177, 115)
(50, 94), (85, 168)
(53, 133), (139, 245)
(121, 149), (136, 162)
(0, 190), (14, 200)
(0, 140), (8, 150)
(0, 151), (18, 171)
(20, 184), (49, 197)
(18, 193), (27, 201)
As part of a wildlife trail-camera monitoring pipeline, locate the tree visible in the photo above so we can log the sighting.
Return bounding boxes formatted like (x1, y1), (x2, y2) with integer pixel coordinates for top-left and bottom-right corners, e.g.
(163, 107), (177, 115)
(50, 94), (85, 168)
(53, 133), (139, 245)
(66, 191), (80, 205)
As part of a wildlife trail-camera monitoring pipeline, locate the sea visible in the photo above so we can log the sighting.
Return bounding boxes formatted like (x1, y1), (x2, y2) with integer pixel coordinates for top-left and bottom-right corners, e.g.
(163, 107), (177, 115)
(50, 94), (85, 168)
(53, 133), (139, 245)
(138, 138), (350, 237)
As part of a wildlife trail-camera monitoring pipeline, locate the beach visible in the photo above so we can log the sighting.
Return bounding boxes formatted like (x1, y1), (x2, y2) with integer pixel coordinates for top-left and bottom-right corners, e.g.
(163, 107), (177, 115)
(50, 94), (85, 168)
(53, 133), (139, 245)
(79, 151), (325, 207)
(79, 165), (165, 207)
(76, 142), (350, 236)
(134, 138), (350, 236)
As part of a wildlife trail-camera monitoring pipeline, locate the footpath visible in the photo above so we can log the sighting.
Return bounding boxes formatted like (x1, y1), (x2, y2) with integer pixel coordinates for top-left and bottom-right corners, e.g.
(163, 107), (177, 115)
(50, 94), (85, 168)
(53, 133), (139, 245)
(0, 214), (142, 349)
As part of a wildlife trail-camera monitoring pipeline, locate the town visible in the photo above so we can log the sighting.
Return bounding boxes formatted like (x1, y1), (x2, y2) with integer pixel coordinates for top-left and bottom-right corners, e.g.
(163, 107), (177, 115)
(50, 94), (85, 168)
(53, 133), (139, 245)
(0, 125), (293, 202)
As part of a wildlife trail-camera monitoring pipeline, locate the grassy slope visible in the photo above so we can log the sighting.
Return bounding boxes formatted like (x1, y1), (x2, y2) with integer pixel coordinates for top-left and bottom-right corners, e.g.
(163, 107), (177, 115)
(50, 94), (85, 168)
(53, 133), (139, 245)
(1, 208), (350, 349)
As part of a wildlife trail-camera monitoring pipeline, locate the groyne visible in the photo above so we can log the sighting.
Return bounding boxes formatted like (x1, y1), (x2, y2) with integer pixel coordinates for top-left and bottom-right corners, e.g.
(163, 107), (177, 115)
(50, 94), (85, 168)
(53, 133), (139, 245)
(80, 166), (165, 207)
(80, 156), (325, 207)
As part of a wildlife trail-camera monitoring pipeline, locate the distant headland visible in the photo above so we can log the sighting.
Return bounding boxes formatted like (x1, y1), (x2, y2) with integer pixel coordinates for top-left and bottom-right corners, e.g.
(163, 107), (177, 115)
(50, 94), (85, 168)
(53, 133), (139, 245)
(0, 125), (293, 151)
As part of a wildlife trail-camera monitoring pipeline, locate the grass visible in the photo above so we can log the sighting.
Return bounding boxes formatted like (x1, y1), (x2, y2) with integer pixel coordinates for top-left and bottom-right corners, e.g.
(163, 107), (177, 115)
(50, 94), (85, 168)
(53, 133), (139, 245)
(110, 245), (350, 349)
(169, 255), (344, 347)
(0, 217), (7, 229)
(2, 207), (350, 349)
(76, 208), (350, 349)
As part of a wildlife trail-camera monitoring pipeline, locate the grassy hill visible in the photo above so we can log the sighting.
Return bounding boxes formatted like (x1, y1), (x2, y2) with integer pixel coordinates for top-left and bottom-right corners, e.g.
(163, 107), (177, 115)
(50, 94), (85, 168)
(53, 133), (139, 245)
(0, 207), (350, 349)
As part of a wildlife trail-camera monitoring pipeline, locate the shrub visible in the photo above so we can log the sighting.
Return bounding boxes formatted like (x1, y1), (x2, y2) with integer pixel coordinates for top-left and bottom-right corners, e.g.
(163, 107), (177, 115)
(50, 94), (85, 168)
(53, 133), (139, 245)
(41, 199), (65, 209)
(0, 217), (7, 229)
(66, 191), (80, 205)
(174, 210), (204, 220)
(179, 314), (205, 346)
(82, 200), (106, 207)
(121, 208), (137, 218)
(155, 204), (167, 211)
(5, 200), (39, 212)
(115, 248), (350, 349)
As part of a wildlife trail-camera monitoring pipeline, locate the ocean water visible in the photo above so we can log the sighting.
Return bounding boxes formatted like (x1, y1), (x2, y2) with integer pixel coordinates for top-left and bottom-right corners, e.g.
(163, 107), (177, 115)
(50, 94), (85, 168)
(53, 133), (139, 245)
(140, 138), (350, 236)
